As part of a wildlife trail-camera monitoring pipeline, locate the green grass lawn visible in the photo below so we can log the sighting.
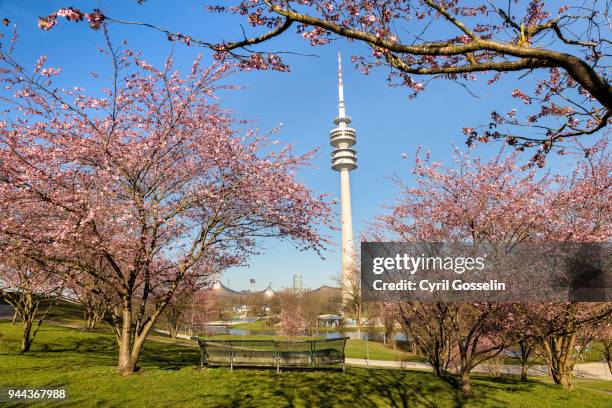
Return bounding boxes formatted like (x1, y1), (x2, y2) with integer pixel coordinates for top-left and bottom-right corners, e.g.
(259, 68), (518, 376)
(8, 298), (99, 328)
(0, 322), (610, 407)
(581, 341), (609, 363)
(344, 338), (424, 362)
(229, 320), (276, 332)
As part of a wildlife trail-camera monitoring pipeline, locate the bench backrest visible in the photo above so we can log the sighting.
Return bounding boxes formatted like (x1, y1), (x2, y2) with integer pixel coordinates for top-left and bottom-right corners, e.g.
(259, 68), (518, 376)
(193, 337), (348, 367)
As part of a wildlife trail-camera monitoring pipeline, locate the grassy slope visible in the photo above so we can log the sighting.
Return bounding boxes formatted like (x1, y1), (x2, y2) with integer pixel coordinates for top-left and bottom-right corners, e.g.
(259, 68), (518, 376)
(0, 322), (610, 407)
(2, 299), (414, 362)
(344, 339), (424, 362)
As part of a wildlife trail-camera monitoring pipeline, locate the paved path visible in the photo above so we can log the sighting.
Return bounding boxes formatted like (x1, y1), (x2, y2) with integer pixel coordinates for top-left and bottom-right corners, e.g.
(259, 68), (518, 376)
(155, 329), (194, 340)
(346, 358), (611, 381)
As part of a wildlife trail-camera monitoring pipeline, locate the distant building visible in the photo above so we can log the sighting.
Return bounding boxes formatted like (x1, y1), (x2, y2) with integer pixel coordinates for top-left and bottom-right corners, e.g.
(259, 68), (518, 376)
(233, 304), (250, 314)
(318, 314), (342, 327)
(293, 274), (303, 293)
(212, 281), (277, 298)
(211, 279), (341, 320)
(212, 279), (338, 299)
(263, 283), (275, 299)
(309, 285), (342, 297)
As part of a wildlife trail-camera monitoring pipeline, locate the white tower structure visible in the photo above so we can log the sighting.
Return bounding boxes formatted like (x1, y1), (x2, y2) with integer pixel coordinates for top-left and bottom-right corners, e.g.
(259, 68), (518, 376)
(330, 53), (357, 302)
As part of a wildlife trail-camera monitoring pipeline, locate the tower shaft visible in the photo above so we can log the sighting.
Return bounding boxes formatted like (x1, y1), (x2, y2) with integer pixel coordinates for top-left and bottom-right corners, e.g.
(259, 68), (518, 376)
(330, 52), (357, 304)
(339, 168), (355, 292)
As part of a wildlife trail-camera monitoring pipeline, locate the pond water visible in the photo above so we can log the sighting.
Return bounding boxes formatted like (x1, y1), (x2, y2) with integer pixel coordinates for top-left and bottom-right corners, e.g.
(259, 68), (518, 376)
(202, 325), (408, 342)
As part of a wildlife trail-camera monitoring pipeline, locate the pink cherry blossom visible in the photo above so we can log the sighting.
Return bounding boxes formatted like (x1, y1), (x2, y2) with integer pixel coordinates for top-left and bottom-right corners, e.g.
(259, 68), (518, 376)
(0, 34), (332, 372)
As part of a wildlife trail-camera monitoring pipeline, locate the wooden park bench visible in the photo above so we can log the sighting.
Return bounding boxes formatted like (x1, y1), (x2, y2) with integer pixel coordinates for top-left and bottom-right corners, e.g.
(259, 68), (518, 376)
(192, 337), (348, 373)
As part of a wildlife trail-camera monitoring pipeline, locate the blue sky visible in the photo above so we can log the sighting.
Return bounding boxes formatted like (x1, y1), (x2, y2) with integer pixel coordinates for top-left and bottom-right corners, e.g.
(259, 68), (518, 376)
(1, 1), (583, 290)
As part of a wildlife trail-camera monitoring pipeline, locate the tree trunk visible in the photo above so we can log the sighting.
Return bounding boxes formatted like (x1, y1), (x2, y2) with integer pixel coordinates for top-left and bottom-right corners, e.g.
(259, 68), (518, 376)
(551, 368), (573, 389)
(169, 324), (179, 339)
(117, 334), (149, 375)
(518, 338), (533, 382)
(544, 333), (575, 389)
(549, 357), (573, 390)
(117, 306), (137, 374)
(130, 333), (148, 368)
(11, 310), (18, 326)
(460, 370), (471, 398)
(432, 360), (442, 377)
(19, 291), (36, 353)
(117, 343), (136, 374)
(428, 348), (443, 378)
(21, 318), (33, 353)
(520, 362), (528, 382)
(115, 301), (158, 374)
(86, 313), (98, 330)
(602, 342), (612, 375)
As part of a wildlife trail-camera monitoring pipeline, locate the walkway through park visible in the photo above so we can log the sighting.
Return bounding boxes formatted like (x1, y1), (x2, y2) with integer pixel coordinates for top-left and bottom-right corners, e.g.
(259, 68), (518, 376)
(345, 358), (611, 381)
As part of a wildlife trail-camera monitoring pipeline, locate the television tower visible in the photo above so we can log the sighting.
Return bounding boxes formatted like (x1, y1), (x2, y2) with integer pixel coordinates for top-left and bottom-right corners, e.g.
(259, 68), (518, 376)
(330, 52), (357, 303)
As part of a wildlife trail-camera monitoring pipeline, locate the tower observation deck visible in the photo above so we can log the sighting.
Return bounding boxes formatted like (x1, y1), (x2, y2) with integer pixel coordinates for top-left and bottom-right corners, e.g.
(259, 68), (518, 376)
(330, 54), (357, 171)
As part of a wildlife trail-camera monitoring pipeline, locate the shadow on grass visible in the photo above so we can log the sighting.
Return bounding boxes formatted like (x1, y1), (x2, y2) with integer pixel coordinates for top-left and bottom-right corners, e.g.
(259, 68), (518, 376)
(139, 342), (200, 370)
(1, 323), (551, 408)
(468, 373), (540, 394)
(1, 324), (199, 371)
(448, 374), (532, 407)
(197, 366), (517, 408)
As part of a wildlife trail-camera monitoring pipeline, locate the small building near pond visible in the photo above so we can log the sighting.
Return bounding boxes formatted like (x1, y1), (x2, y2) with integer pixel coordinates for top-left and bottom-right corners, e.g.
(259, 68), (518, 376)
(318, 314), (343, 328)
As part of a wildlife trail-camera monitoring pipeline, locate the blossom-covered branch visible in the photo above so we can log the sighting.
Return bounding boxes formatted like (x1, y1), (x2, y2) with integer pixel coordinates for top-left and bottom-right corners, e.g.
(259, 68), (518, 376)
(36, 1), (611, 165)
